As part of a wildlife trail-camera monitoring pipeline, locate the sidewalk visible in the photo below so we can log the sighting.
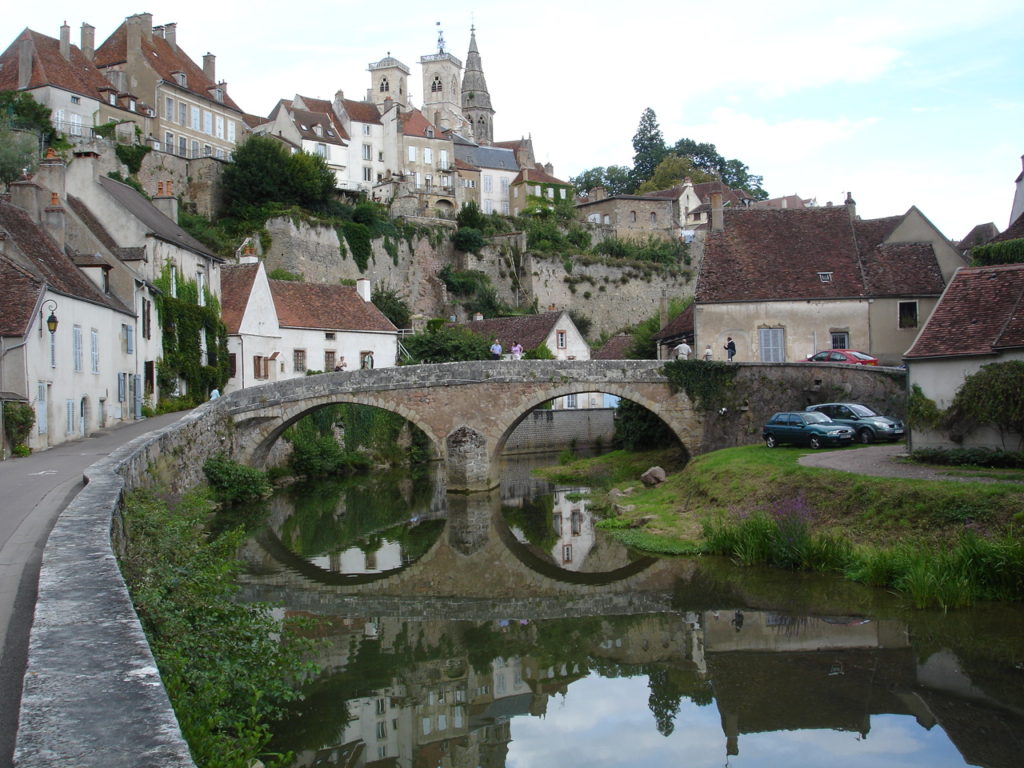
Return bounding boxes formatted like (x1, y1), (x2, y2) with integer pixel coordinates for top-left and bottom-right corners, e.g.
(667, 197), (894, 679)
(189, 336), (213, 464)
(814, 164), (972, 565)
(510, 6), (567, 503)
(0, 411), (186, 768)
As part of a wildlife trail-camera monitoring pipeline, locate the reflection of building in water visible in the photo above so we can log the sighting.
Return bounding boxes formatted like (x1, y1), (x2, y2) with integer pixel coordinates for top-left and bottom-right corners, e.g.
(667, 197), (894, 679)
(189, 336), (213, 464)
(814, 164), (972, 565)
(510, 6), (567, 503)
(312, 539), (404, 574)
(550, 489), (595, 570)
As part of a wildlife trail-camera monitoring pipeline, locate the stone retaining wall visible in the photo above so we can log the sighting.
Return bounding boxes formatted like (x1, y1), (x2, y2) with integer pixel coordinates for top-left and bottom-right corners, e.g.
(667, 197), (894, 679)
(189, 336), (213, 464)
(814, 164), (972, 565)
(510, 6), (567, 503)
(503, 408), (616, 454)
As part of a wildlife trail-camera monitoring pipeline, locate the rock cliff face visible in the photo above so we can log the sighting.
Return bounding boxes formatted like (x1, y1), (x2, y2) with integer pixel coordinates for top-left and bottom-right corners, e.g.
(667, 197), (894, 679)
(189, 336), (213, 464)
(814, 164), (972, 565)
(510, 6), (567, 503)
(259, 216), (695, 336)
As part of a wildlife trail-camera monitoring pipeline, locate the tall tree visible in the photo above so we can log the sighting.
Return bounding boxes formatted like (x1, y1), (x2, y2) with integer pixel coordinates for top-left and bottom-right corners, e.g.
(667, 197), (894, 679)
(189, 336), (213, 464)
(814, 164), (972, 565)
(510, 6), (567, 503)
(636, 154), (714, 194)
(0, 91), (56, 146)
(0, 126), (39, 190)
(570, 165), (634, 197)
(631, 108), (667, 189)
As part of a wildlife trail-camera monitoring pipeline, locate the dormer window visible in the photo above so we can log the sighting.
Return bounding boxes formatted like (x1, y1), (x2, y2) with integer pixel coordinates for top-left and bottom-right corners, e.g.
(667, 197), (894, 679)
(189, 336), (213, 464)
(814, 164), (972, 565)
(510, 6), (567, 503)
(313, 124), (322, 136)
(817, 272), (833, 283)
(212, 87), (223, 103)
(108, 93), (116, 105)
(426, 127), (434, 138)
(173, 72), (186, 87)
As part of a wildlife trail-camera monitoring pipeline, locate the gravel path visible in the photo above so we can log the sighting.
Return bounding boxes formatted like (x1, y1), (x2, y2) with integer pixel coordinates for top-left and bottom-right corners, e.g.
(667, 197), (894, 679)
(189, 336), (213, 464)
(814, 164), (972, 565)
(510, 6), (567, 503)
(798, 443), (1023, 483)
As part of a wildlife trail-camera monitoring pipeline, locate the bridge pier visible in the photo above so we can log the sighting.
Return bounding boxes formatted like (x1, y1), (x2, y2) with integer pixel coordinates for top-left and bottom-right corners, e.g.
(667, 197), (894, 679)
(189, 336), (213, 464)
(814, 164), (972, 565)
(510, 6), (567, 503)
(445, 426), (498, 492)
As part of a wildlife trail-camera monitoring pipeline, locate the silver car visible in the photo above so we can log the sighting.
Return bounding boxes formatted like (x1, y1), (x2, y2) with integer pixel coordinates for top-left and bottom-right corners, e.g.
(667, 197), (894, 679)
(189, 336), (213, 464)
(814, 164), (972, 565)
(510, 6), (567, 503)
(804, 403), (905, 444)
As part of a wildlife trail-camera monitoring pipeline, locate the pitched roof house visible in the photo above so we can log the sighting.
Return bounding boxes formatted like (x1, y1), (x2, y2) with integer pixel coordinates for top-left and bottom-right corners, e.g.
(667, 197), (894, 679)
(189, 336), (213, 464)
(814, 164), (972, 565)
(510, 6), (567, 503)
(0, 24), (146, 142)
(904, 263), (1024, 449)
(0, 192), (136, 455)
(462, 311), (589, 361)
(220, 264), (398, 392)
(93, 13), (245, 158)
(695, 200), (967, 365)
(254, 96), (349, 185)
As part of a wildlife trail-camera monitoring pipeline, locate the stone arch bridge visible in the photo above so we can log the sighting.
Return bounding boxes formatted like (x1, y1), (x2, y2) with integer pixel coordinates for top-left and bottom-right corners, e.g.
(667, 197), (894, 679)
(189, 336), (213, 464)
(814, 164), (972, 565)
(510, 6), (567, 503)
(222, 360), (904, 491)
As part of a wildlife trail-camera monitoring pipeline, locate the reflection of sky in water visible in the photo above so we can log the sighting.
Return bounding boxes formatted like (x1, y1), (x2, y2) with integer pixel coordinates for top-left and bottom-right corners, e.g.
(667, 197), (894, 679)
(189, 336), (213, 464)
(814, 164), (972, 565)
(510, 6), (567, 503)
(507, 674), (968, 768)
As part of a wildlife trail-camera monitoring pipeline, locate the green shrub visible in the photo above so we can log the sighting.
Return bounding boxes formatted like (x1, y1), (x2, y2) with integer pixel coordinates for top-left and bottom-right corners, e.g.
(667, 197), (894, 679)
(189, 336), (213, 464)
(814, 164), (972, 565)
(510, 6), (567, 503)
(911, 447), (1024, 469)
(202, 453), (272, 505)
(3, 400), (34, 452)
(452, 226), (486, 253)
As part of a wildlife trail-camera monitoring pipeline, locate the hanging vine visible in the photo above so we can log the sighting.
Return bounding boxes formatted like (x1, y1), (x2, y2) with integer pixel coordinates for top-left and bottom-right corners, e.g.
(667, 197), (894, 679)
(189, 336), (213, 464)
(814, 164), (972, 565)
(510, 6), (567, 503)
(153, 263), (230, 405)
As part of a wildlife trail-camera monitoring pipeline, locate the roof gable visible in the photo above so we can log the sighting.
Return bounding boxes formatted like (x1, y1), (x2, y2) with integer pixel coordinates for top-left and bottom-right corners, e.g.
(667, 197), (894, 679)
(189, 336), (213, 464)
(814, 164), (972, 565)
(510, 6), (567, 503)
(219, 263), (261, 333)
(459, 312), (575, 351)
(0, 29), (125, 105)
(906, 264), (1024, 358)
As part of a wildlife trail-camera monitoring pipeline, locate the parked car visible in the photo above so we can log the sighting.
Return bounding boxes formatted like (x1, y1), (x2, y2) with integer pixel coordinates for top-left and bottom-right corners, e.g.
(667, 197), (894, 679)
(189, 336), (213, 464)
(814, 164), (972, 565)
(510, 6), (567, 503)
(802, 349), (879, 365)
(805, 403), (905, 443)
(762, 411), (855, 449)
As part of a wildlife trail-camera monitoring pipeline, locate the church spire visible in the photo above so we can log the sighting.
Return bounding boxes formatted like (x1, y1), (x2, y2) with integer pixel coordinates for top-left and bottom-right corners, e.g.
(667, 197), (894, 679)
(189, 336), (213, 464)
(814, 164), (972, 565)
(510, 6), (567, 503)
(461, 25), (494, 144)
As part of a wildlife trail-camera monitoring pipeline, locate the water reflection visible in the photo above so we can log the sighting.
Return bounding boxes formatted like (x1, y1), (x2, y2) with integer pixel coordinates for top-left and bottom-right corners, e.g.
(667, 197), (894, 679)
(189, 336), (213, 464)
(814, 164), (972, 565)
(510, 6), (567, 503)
(233, 458), (1024, 768)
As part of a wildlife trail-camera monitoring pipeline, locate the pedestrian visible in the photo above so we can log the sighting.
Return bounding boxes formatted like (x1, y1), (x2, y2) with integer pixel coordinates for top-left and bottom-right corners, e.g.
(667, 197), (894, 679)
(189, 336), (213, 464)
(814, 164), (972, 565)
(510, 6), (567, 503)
(724, 337), (737, 362)
(334, 356), (347, 372)
(511, 341), (523, 360)
(490, 339), (502, 360)
(703, 345), (713, 361)
(209, 388), (220, 400)
(673, 339), (692, 360)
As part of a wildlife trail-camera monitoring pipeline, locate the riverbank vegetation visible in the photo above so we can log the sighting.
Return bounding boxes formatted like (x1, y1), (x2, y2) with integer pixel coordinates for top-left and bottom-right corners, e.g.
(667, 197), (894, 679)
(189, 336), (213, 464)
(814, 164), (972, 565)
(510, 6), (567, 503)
(118, 488), (318, 768)
(536, 445), (1024, 609)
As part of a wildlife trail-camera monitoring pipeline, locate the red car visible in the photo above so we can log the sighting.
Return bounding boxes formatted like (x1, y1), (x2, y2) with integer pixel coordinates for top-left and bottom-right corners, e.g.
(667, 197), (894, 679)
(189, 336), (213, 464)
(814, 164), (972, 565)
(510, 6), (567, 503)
(802, 349), (878, 366)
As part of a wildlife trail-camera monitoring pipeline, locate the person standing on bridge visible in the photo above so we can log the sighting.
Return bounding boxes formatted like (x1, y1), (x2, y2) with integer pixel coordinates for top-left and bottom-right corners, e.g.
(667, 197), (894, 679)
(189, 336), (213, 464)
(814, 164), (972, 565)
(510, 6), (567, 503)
(703, 345), (714, 361)
(490, 339), (503, 360)
(724, 337), (737, 362)
(673, 339), (692, 360)
(511, 341), (523, 360)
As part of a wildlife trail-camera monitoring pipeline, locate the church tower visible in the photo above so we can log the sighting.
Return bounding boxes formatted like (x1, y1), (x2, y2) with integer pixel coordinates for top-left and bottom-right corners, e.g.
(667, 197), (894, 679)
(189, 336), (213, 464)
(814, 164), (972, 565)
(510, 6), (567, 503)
(367, 54), (410, 110)
(420, 25), (468, 133)
(461, 26), (495, 145)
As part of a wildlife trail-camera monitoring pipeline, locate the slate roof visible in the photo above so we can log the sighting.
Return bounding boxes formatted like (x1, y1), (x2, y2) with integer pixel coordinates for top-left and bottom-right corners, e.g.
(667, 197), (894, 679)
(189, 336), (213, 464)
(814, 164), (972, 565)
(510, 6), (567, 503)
(697, 206), (946, 304)
(459, 312), (571, 351)
(592, 333), (634, 360)
(454, 144), (518, 171)
(219, 263), (259, 334)
(268, 280), (397, 333)
(0, 28), (124, 104)
(93, 19), (243, 113)
(96, 176), (221, 261)
(0, 199), (131, 336)
(905, 264), (1024, 359)
(289, 95), (350, 142)
(989, 212), (1024, 244)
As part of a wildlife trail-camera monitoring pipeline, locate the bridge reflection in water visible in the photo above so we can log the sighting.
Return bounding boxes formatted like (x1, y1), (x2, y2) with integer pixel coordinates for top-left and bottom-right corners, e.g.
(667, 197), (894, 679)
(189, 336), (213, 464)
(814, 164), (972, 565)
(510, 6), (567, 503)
(234, 462), (1024, 768)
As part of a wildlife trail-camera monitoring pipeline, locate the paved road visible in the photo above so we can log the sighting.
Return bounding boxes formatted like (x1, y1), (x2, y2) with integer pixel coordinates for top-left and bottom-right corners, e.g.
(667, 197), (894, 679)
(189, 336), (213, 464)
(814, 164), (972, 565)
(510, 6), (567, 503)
(799, 442), (1024, 483)
(0, 412), (186, 768)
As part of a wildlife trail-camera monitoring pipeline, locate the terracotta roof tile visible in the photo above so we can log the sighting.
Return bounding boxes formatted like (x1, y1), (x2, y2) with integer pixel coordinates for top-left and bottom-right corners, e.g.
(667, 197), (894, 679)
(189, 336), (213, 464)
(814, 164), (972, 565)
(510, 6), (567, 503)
(652, 305), (694, 341)
(905, 264), (1024, 358)
(990, 212), (1024, 244)
(957, 222), (999, 251)
(269, 280), (397, 333)
(219, 263), (259, 334)
(94, 20), (243, 113)
(593, 333), (634, 359)
(457, 312), (569, 352)
(513, 167), (569, 186)
(399, 108), (438, 138)
(339, 98), (382, 125)
(0, 255), (41, 336)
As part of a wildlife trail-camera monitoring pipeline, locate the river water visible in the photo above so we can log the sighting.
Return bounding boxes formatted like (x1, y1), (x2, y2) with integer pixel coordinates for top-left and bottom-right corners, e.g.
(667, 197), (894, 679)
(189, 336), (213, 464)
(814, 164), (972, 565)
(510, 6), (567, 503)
(233, 457), (1024, 768)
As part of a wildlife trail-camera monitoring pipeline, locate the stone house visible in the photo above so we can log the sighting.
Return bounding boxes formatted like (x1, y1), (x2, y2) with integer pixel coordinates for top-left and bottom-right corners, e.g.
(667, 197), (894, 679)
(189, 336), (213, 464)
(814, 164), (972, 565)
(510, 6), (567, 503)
(575, 189), (678, 242)
(93, 13), (246, 160)
(694, 198), (967, 365)
(0, 193), (136, 455)
(904, 263), (1024, 450)
(453, 142), (518, 215)
(0, 24), (141, 141)
(332, 93), (387, 195)
(220, 263), (398, 392)
(381, 105), (459, 215)
(509, 166), (573, 216)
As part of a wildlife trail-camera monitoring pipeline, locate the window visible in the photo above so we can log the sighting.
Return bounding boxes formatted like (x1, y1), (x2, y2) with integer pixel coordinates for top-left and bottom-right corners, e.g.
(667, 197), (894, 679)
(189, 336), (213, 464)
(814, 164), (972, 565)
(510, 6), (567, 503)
(215, 115), (224, 139)
(71, 95), (81, 105)
(118, 372), (127, 402)
(425, 174), (432, 189)
(500, 177), (509, 194)
(142, 297), (152, 339)
(817, 271), (833, 283)
(650, 211), (657, 223)
(562, 544), (573, 563)
(293, 349), (307, 373)
(431, 75), (442, 93)
(36, 382), (47, 434)
(421, 718), (432, 735)
(203, 110), (213, 135)
(124, 324), (135, 354)
(630, 211), (637, 223)
(375, 697), (387, 714)
(759, 328), (785, 362)
(501, 201), (509, 215)
(179, 102), (187, 125)
(484, 199), (493, 214)
(363, 123), (371, 136)
(831, 332), (849, 349)
(483, 175), (493, 193)
(424, 147), (432, 165)
(196, 271), (206, 306)
(203, 144), (212, 157)
(440, 149), (448, 167)
(191, 106), (200, 130)
(362, 143), (372, 161)
(165, 131), (174, 151)
(565, 393), (577, 408)
(229, 353), (236, 378)
(315, 143), (328, 158)
(164, 96), (174, 119)
(72, 325), (83, 372)
(178, 136), (187, 157)
(376, 721), (387, 739)
(170, 267), (177, 298)
(380, 77), (389, 93)
(227, 120), (235, 143)
(253, 356), (269, 380)
(408, 145), (416, 162)
(556, 330), (567, 349)
(66, 399), (75, 434)
(363, 166), (373, 181)
(174, 72), (187, 87)
(360, 351), (374, 370)
(898, 301), (918, 329)
(324, 351), (335, 371)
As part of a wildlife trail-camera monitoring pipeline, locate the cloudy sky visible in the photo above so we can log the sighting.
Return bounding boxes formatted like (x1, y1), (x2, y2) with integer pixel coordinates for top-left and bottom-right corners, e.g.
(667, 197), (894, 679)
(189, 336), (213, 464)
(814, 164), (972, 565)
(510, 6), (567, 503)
(6, 1), (1022, 239)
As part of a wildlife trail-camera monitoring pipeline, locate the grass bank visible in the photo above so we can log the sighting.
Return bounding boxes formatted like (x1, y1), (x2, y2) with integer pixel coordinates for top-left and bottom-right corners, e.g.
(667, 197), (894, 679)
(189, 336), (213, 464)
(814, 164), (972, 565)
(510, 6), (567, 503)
(536, 444), (1024, 609)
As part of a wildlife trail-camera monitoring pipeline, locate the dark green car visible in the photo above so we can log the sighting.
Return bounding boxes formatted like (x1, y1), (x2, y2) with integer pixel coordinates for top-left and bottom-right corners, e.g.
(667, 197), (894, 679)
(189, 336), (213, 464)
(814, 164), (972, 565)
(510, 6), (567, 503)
(762, 411), (855, 449)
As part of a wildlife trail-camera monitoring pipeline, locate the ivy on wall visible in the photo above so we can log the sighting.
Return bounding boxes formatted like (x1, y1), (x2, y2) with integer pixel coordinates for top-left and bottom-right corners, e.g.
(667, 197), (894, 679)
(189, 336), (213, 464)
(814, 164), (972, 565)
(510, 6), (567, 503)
(663, 359), (739, 411)
(153, 263), (230, 405)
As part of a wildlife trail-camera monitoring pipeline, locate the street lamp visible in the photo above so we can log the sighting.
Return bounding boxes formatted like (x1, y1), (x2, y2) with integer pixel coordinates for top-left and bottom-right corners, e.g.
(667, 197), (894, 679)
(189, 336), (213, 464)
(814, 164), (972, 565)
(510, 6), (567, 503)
(43, 300), (58, 334)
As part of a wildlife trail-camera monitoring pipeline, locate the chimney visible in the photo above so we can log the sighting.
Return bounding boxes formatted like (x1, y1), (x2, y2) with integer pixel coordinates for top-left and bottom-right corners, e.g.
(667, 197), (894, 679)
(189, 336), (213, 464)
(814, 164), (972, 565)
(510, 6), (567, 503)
(9, 180), (40, 221)
(81, 23), (95, 61)
(659, 292), (668, 329)
(711, 187), (724, 232)
(844, 191), (857, 220)
(18, 37), (35, 90)
(548, 303), (557, 312)
(44, 191), (66, 250)
(165, 22), (177, 51)
(35, 148), (67, 202)
(152, 180), (178, 222)
(203, 52), (216, 82)
(59, 22), (71, 61)
(544, 162), (554, 176)
(590, 186), (607, 201)
(356, 277), (371, 302)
